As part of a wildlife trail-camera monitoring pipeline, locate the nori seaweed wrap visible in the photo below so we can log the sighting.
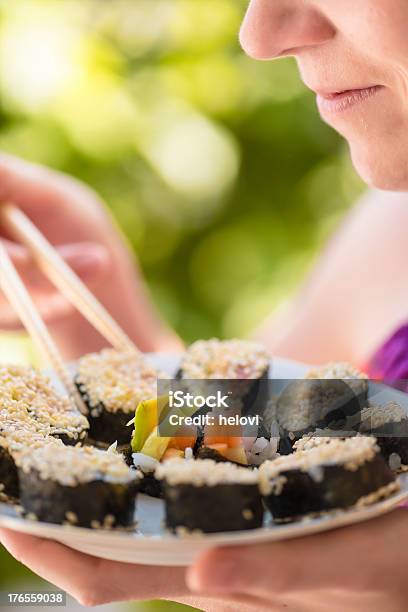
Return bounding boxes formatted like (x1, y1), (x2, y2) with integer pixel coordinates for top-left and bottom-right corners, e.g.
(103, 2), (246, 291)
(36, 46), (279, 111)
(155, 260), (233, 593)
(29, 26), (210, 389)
(359, 402), (408, 469)
(18, 445), (140, 528)
(276, 363), (368, 452)
(139, 473), (163, 498)
(75, 349), (167, 446)
(131, 452), (163, 498)
(0, 445), (19, 498)
(156, 458), (264, 533)
(260, 437), (398, 522)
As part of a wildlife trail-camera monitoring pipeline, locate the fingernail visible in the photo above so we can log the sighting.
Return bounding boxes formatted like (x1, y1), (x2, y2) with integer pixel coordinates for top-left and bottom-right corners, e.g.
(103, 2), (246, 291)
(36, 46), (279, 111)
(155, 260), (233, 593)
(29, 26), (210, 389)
(59, 244), (110, 274)
(187, 556), (239, 593)
(71, 252), (104, 268)
(2, 240), (29, 265)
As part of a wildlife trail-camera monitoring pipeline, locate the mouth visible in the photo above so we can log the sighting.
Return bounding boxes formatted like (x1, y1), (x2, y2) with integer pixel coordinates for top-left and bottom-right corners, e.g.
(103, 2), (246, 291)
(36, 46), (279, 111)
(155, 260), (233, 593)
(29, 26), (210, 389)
(316, 85), (384, 115)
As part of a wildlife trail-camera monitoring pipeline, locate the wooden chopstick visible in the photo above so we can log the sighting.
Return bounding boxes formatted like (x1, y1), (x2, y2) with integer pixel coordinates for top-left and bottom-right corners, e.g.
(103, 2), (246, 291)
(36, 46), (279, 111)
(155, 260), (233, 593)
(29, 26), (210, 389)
(0, 241), (87, 414)
(0, 204), (136, 354)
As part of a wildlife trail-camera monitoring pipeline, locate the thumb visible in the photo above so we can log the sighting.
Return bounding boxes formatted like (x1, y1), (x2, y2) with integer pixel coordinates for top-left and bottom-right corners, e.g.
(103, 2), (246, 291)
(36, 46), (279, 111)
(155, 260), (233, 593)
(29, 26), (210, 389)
(187, 543), (294, 599)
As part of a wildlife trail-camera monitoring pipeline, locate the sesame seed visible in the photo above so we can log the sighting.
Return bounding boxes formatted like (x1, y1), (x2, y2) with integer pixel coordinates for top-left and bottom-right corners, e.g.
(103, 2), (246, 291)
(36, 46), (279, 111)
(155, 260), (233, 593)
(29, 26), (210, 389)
(76, 349), (169, 414)
(277, 363), (368, 432)
(19, 444), (142, 487)
(361, 401), (407, 430)
(156, 458), (259, 486)
(65, 511), (78, 524)
(306, 362), (367, 382)
(180, 339), (269, 380)
(0, 365), (89, 452)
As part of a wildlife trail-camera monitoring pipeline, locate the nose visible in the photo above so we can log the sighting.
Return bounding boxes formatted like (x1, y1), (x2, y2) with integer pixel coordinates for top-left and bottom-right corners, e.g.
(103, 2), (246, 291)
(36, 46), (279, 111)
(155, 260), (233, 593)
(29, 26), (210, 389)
(240, 0), (336, 60)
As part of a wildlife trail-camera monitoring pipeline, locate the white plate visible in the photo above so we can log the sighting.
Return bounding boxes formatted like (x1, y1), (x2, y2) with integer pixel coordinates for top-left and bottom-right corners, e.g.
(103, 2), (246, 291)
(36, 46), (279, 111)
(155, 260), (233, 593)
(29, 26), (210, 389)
(1, 355), (408, 566)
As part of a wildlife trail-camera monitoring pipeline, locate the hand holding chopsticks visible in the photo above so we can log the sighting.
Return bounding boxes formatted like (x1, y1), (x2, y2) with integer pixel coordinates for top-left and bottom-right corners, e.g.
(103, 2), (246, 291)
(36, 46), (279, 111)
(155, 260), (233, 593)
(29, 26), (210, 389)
(0, 202), (142, 414)
(0, 204), (136, 354)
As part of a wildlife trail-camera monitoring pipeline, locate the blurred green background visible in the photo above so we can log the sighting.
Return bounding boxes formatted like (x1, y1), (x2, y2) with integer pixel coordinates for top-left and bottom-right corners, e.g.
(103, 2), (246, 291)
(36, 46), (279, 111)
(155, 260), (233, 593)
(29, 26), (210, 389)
(0, 0), (365, 610)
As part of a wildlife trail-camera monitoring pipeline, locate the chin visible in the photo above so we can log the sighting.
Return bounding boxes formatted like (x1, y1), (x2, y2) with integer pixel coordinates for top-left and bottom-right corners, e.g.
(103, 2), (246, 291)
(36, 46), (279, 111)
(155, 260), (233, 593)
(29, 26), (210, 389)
(350, 144), (408, 192)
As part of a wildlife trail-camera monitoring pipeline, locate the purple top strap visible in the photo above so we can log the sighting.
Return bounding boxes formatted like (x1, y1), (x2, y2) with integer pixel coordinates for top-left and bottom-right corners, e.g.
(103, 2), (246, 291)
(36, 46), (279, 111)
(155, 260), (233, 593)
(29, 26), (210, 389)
(369, 323), (408, 389)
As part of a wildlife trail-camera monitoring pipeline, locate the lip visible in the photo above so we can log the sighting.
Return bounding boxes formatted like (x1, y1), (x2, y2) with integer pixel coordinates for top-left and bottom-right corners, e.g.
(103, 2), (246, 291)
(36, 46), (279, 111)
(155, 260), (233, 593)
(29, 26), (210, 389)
(316, 85), (383, 115)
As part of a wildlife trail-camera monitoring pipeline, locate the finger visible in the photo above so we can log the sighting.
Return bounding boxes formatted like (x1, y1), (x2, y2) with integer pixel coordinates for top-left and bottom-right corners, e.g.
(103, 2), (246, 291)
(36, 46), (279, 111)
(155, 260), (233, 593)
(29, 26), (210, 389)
(188, 541), (309, 599)
(2, 240), (110, 290)
(0, 529), (103, 604)
(55, 242), (111, 281)
(0, 291), (75, 330)
(1, 238), (30, 264)
(0, 529), (186, 606)
(0, 241), (110, 330)
(188, 508), (408, 599)
(0, 153), (100, 216)
(176, 594), (277, 612)
(0, 154), (108, 246)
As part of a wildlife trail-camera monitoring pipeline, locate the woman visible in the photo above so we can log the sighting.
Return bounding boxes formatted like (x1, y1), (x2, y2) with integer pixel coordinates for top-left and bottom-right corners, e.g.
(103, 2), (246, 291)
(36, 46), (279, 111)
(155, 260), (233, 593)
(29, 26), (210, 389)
(2, 1), (408, 610)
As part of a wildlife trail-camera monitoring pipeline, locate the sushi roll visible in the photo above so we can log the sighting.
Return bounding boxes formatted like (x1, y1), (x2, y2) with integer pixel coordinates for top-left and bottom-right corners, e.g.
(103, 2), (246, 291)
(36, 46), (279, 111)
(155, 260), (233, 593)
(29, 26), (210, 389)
(178, 339), (270, 415)
(0, 365), (89, 445)
(0, 424), (61, 499)
(0, 364), (89, 498)
(75, 349), (167, 446)
(156, 458), (264, 533)
(18, 445), (141, 528)
(359, 401), (408, 470)
(276, 363), (367, 452)
(259, 437), (398, 522)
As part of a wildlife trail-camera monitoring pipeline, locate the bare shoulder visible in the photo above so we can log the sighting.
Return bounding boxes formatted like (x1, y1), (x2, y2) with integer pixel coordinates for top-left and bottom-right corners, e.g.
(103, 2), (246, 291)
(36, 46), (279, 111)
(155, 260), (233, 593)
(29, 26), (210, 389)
(327, 189), (408, 261)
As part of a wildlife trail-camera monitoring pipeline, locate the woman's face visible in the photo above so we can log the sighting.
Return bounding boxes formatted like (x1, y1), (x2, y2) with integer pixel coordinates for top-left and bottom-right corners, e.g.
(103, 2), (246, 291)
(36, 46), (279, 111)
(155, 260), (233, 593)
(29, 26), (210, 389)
(240, 0), (408, 190)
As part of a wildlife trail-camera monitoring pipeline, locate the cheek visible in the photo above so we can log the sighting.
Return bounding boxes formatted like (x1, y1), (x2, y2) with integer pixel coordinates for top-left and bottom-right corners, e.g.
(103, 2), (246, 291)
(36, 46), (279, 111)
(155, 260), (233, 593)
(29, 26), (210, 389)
(310, 0), (408, 190)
